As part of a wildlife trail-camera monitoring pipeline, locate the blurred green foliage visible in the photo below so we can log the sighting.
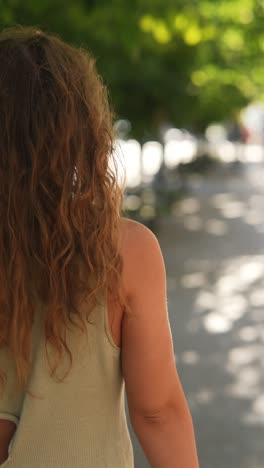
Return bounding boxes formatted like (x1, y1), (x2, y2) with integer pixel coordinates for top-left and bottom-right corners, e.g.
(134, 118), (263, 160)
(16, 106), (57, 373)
(0, 0), (263, 141)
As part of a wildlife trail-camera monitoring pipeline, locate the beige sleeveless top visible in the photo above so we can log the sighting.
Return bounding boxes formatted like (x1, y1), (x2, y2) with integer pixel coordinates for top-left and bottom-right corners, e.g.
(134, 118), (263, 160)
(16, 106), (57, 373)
(0, 290), (134, 467)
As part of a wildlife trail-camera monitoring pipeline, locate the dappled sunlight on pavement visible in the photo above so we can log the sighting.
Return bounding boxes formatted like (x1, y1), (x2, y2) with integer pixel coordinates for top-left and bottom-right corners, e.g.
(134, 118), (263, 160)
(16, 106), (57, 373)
(158, 163), (264, 468)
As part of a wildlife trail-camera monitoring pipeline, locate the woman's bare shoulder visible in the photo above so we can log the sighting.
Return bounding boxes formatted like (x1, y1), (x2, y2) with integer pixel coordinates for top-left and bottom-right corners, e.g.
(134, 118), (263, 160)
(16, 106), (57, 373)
(120, 217), (162, 300)
(120, 216), (156, 243)
(120, 216), (143, 233)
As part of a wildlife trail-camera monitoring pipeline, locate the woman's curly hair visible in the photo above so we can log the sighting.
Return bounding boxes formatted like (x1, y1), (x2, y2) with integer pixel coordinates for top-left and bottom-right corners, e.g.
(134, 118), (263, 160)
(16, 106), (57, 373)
(0, 25), (130, 397)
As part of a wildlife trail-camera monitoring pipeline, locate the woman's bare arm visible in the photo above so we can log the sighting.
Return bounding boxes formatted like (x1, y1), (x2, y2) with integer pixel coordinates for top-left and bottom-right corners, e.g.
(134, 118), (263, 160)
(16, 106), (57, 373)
(121, 219), (200, 467)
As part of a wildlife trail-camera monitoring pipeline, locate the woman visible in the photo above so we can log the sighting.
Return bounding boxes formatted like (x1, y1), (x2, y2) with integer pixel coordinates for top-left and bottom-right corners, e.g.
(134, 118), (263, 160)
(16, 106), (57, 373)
(0, 25), (200, 467)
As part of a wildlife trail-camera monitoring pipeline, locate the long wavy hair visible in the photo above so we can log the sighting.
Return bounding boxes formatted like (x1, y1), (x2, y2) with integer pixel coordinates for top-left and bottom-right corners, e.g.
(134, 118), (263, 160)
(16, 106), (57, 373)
(0, 25), (130, 397)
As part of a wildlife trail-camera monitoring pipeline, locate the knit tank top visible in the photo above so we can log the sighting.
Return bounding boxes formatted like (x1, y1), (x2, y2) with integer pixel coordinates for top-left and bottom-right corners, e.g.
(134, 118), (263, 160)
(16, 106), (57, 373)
(0, 288), (134, 467)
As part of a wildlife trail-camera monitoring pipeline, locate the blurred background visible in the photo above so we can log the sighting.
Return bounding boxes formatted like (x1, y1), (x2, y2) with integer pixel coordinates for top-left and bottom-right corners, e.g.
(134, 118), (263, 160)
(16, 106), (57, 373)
(1, 1), (264, 467)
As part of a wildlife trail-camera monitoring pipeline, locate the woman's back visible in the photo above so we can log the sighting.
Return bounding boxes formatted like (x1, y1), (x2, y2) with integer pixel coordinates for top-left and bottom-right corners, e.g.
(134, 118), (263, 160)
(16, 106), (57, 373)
(0, 216), (200, 467)
(0, 219), (135, 467)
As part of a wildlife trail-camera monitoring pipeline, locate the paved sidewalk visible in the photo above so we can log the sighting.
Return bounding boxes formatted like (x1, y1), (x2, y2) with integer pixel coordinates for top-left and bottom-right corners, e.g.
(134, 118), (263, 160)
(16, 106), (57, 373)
(126, 162), (264, 468)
